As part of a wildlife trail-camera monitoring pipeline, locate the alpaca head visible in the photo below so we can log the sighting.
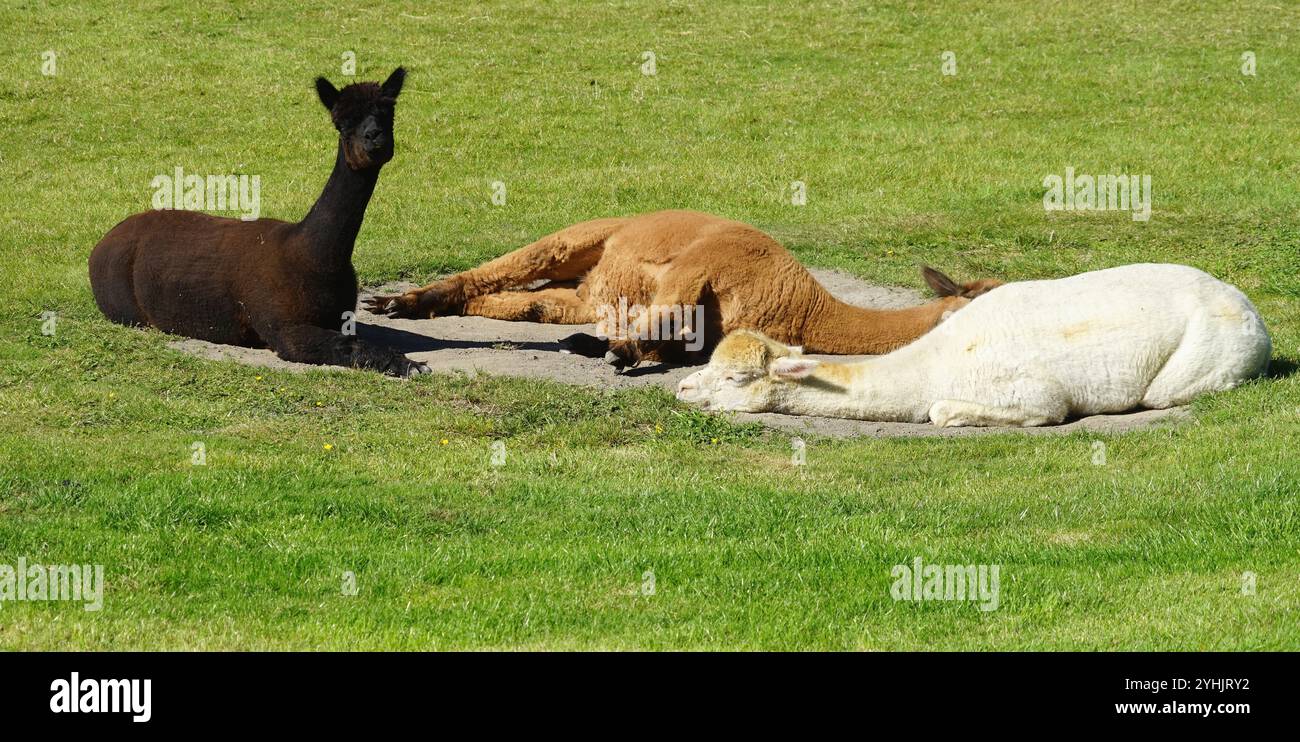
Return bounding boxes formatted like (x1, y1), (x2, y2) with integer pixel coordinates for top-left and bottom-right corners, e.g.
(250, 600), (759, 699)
(315, 67), (406, 170)
(676, 330), (820, 412)
(921, 266), (1002, 299)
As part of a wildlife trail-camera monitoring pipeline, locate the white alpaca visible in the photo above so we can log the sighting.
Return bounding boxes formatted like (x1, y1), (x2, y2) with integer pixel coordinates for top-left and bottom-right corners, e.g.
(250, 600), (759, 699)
(676, 264), (1271, 427)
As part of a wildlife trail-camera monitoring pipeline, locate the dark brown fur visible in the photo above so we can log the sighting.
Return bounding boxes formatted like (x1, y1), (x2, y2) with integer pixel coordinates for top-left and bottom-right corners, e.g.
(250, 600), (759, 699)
(88, 68), (428, 377)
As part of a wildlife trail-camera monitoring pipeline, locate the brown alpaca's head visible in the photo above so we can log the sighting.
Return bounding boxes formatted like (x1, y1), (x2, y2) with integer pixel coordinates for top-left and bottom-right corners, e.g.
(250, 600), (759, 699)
(921, 266), (1003, 299)
(315, 67), (406, 170)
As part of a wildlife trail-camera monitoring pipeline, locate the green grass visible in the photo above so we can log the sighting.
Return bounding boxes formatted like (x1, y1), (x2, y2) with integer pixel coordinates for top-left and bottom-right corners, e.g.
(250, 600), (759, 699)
(1, 0), (1298, 649)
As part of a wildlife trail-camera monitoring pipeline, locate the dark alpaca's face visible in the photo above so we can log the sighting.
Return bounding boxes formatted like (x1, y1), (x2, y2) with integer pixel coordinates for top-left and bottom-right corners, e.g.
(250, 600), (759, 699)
(315, 67), (406, 170)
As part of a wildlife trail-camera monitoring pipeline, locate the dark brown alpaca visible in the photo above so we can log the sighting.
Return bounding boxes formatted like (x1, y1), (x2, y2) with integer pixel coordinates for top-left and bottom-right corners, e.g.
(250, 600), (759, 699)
(89, 68), (429, 377)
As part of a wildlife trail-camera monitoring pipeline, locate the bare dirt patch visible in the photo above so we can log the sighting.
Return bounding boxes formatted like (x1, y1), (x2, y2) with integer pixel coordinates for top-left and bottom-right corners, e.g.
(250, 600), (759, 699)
(168, 269), (1189, 438)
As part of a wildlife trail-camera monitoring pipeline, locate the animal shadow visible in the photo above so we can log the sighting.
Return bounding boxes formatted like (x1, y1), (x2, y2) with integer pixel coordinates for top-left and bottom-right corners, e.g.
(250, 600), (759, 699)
(1266, 354), (1298, 381)
(356, 323), (559, 354)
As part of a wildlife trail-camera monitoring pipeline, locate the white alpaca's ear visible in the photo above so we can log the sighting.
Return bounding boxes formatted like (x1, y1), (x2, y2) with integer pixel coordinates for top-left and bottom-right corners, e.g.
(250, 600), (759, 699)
(771, 357), (820, 380)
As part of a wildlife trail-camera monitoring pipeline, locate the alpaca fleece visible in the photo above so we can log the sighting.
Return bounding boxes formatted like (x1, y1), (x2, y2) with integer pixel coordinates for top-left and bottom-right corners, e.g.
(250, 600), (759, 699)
(89, 68), (428, 377)
(677, 264), (1272, 426)
(366, 210), (996, 366)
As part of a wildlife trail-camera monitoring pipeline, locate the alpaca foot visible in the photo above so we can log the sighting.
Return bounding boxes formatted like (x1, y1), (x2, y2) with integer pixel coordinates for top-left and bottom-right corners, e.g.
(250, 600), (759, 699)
(364, 280), (465, 319)
(604, 340), (643, 371)
(387, 356), (432, 378)
(362, 290), (430, 318)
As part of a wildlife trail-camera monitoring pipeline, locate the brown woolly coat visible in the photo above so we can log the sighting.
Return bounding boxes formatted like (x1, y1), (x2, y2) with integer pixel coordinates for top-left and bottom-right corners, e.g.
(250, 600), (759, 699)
(370, 210), (997, 365)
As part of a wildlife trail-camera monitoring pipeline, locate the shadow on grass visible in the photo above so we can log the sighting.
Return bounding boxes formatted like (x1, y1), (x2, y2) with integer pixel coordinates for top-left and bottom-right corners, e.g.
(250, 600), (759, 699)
(1267, 355), (1298, 381)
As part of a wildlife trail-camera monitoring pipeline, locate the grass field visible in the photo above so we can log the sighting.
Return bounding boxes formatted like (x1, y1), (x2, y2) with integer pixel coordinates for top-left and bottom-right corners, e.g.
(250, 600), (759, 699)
(2, 1), (1298, 649)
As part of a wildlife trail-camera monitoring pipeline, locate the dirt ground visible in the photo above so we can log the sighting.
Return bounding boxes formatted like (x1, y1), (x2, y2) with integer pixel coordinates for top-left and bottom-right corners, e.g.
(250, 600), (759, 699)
(168, 269), (1189, 438)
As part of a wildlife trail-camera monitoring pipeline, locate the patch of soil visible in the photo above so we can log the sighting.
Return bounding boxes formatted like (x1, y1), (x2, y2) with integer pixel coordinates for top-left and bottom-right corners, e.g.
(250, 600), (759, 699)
(168, 269), (1190, 438)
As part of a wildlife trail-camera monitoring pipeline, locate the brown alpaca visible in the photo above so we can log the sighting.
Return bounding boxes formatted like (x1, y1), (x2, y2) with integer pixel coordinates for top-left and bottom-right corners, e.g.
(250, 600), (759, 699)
(366, 210), (999, 367)
(88, 68), (430, 377)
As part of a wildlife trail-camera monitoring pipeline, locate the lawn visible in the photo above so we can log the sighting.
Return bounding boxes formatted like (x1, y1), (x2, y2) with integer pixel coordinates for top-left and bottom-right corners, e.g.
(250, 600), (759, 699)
(1, 0), (1297, 649)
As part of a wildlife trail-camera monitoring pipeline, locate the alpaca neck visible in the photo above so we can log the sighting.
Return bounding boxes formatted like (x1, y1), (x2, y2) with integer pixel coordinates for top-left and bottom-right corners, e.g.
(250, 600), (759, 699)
(800, 292), (960, 355)
(299, 143), (380, 261)
(768, 349), (936, 422)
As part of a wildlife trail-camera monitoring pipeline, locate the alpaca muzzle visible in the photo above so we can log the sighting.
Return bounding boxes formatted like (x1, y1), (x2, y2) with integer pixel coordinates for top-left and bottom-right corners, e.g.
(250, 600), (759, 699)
(676, 372), (705, 404)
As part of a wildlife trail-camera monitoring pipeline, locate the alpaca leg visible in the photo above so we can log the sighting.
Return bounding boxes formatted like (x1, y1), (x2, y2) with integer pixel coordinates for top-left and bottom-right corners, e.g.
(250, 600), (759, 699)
(263, 323), (430, 378)
(365, 217), (625, 319)
(88, 237), (148, 327)
(1140, 312), (1269, 408)
(928, 396), (1067, 428)
(462, 287), (595, 323)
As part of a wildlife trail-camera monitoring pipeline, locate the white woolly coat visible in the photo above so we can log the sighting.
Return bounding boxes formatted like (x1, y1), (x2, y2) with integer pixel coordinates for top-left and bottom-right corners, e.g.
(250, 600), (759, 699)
(871, 263), (1271, 425)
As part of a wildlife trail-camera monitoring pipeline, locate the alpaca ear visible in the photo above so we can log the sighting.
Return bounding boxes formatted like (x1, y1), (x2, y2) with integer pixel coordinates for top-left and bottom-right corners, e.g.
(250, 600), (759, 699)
(771, 357), (820, 380)
(922, 266), (962, 297)
(315, 77), (340, 111)
(382, 67), (406, 98)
